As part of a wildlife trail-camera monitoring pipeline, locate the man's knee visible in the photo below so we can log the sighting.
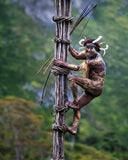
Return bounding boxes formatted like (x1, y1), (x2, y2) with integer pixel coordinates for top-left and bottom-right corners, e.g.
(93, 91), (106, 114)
(91, 89), (103, 97)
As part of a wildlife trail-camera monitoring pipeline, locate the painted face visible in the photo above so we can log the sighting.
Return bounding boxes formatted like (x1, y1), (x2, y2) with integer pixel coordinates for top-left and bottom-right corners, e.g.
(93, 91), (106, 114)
(85, 46), (95, 58)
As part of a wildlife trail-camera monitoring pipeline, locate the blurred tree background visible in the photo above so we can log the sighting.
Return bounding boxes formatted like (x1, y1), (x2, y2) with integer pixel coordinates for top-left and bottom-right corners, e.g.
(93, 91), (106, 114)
(0, 0), (128, 159)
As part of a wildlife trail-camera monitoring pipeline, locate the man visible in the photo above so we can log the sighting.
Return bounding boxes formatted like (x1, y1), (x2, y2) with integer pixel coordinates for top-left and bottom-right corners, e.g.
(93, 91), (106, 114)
(53, 37), (106, 135)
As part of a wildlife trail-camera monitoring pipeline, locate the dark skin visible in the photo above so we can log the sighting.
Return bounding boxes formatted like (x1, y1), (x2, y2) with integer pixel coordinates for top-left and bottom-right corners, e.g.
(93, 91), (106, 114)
(53, 45), (106, 134)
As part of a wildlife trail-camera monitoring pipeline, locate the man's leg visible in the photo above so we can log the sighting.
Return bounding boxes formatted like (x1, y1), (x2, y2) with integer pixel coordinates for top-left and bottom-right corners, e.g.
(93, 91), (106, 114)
(78, 92), (95, 109)
(66, 75), (95, 134)
(65, 75), (79, 109)
(69, 75), (78, 103)
(67, 92), (95, 134)
(66, 75), (96, 109)
(67, 109), (81, 135)
(66, 91), (95, 109)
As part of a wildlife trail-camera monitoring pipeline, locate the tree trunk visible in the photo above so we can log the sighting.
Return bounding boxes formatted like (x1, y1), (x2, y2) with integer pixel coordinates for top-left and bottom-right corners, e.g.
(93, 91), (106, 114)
(52, 0), (72, 159)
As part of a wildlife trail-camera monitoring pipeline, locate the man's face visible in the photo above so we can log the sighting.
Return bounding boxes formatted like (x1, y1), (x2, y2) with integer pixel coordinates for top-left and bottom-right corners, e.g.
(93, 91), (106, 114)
(85, 46), (95, 58)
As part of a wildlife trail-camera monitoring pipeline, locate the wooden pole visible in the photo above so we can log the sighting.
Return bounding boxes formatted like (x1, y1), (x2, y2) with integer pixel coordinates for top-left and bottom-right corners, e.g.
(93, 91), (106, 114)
(52, 0), (72, 159)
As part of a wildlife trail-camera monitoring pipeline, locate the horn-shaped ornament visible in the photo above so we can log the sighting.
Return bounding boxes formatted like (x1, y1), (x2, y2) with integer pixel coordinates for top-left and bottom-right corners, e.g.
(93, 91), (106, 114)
(92, 35), (102, 43)
(79, 36), (86, 46)
(79, 39), (85, 46)
(100, 44), (109, 56)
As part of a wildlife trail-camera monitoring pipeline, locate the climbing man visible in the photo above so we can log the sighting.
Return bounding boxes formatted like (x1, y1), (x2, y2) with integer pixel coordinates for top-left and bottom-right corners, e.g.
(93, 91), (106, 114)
(53, 36), (108, 135)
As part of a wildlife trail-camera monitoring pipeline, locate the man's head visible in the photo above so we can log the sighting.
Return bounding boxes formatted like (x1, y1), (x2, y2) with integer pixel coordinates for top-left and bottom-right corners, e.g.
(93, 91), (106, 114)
(83, 39), (101, 58)
(79, 36), (108, 57)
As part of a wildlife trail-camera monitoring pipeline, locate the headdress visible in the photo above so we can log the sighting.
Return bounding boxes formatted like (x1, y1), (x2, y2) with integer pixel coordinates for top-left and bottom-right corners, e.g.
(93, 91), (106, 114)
(79, 36), (109, 55)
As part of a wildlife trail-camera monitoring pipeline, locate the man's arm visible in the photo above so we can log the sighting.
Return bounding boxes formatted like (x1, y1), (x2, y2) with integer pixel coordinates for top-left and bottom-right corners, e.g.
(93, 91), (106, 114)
(69, 46), (86, 60)
(53, 59), (80, 71)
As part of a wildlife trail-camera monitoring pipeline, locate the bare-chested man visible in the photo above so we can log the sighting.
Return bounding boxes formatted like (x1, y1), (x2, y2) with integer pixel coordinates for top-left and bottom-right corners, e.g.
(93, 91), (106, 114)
(53, 38), (106, 134)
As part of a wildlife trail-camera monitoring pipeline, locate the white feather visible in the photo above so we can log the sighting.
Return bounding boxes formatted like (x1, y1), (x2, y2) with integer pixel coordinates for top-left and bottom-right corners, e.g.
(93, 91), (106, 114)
(100, 44), (109, 56)
(79, 39), (85, 46)
(92, 36), (102, 43)
(105, 44), (109, 50)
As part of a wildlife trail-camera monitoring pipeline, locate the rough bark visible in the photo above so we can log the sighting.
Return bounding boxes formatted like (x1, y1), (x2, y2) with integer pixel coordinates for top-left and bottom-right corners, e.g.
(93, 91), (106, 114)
(52, 0), (72, 159)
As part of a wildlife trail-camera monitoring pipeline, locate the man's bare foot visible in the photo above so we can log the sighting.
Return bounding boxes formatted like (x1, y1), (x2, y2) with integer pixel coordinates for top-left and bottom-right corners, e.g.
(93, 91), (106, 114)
(65, 101), (79, 110)
(66, 125), (78, 135)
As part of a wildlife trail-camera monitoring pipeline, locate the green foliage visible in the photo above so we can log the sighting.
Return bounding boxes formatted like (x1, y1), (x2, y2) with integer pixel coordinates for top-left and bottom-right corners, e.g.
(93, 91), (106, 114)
(0, 1), (54, 99)
(0, 96), (52, 160)
(65, 142), (118, 160)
